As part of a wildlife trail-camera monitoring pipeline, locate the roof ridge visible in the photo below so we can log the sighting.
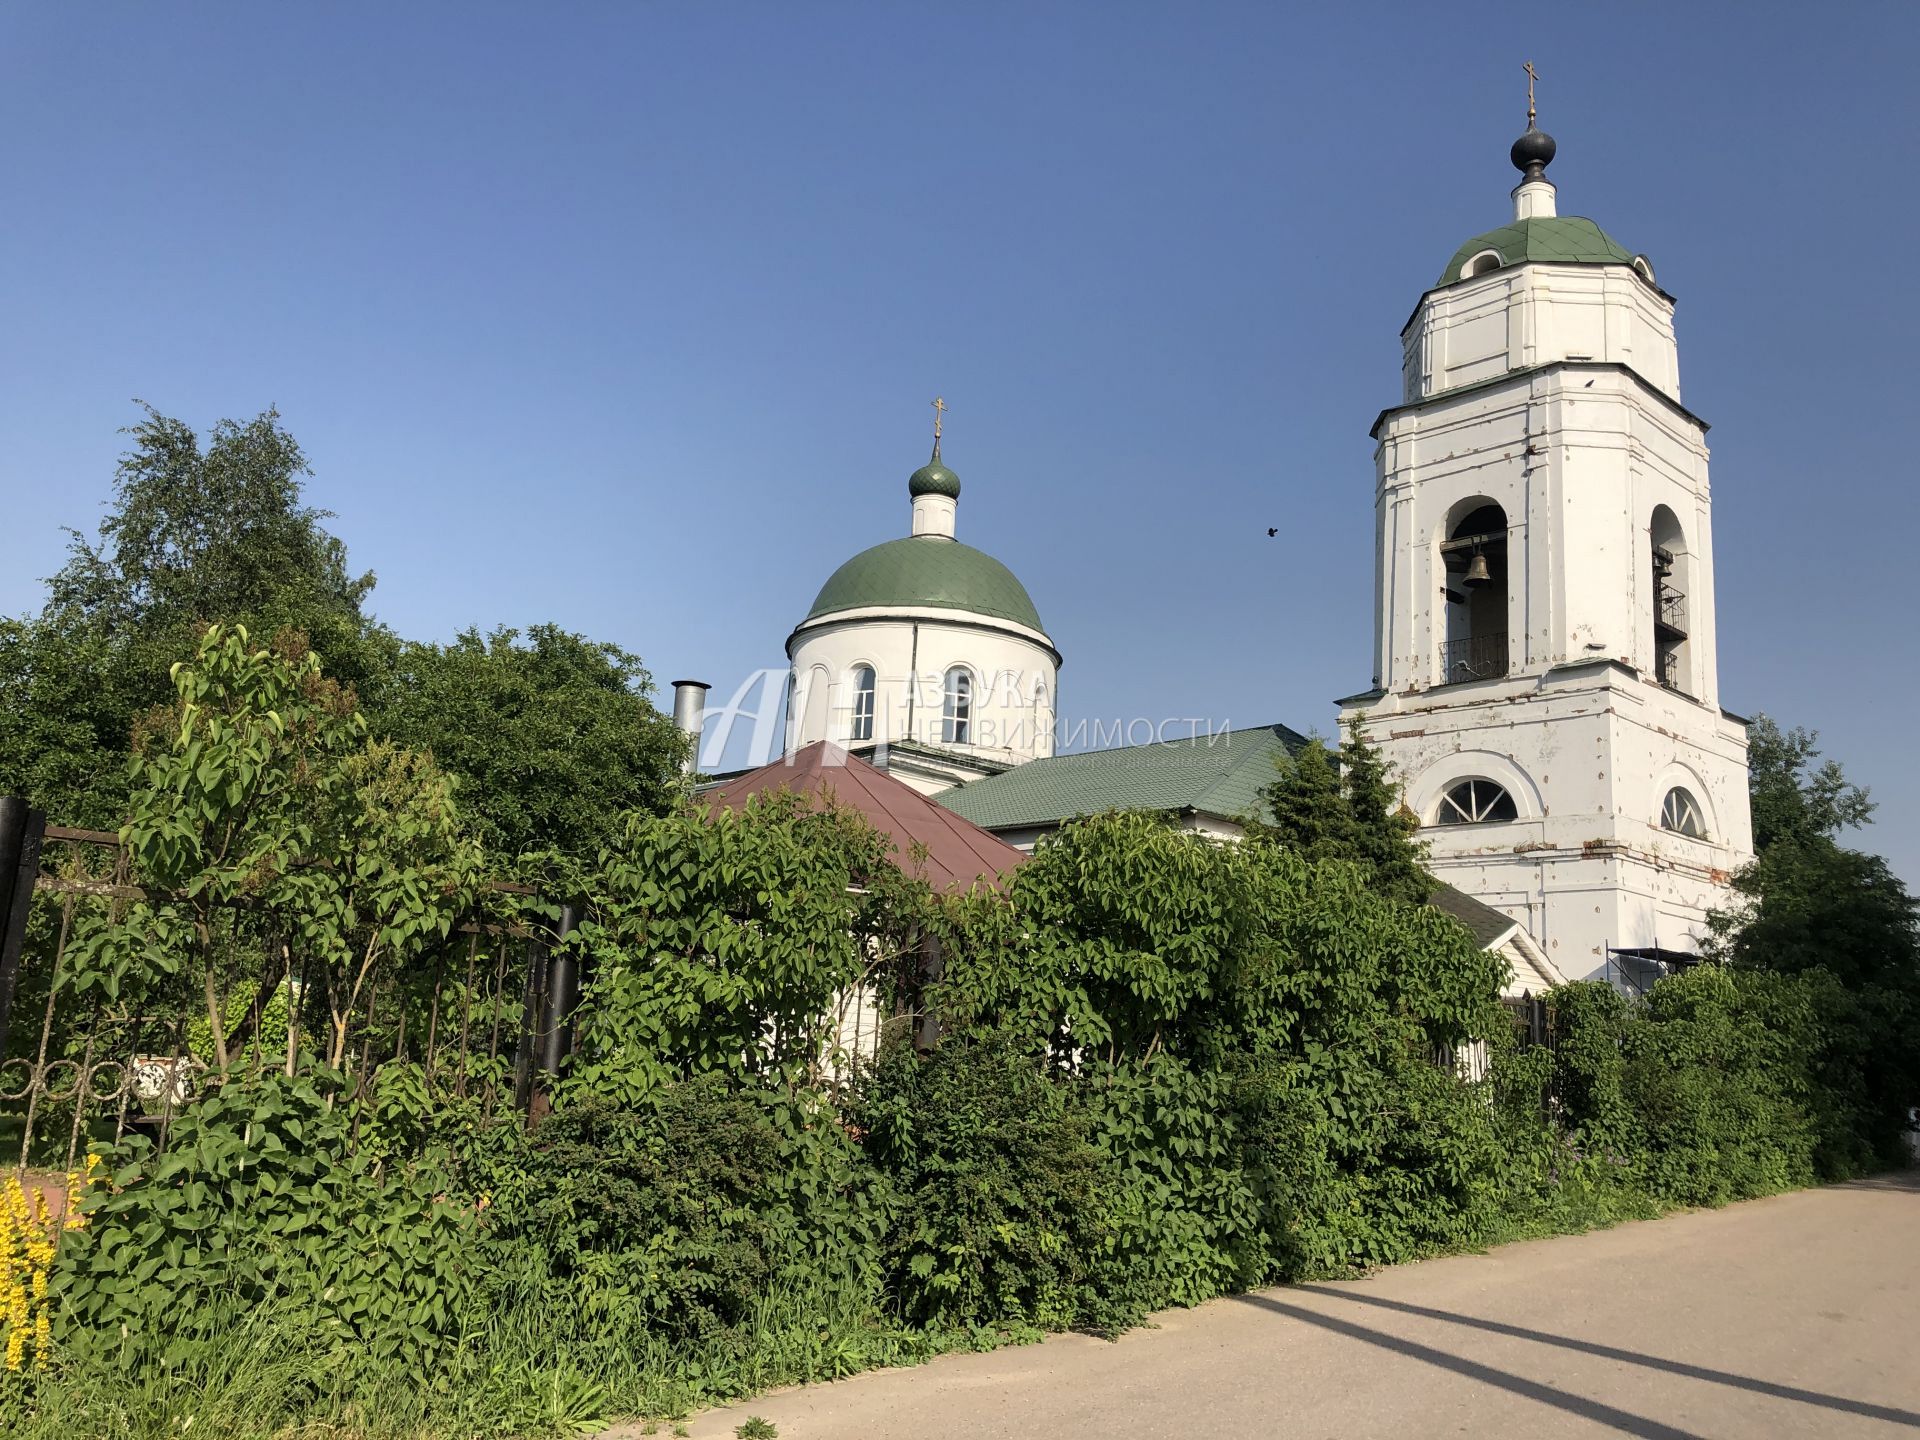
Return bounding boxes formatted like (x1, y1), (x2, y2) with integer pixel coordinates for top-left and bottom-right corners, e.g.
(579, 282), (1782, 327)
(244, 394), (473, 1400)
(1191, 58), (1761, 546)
(1190, 727), (1304, 813)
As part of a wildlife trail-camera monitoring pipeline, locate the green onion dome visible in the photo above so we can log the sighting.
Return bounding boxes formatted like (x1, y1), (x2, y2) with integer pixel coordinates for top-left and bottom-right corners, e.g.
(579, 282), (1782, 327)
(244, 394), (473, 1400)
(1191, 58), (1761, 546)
(908, 450), (962, 499)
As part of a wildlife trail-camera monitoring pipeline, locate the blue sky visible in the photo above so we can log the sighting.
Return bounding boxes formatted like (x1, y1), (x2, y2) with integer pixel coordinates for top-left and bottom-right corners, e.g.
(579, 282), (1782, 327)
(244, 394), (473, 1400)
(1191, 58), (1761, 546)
(3, 3), (1916, 881)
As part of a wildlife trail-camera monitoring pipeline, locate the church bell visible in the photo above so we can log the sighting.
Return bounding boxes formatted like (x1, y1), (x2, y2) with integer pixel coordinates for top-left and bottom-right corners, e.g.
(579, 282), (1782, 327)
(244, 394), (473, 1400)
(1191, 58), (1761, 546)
(1462, 551), (1492, 587)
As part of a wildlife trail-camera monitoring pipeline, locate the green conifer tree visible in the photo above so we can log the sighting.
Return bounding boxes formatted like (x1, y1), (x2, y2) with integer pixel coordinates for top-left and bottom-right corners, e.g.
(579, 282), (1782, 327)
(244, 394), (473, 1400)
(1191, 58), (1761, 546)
(1253, 720), (1431, 908)
(1335, 719), (1433, 907)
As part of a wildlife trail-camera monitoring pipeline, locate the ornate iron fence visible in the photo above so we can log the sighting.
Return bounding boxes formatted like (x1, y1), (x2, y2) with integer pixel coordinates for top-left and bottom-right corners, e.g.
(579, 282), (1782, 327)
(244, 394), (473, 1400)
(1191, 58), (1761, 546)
(0, 809), (553, 1183)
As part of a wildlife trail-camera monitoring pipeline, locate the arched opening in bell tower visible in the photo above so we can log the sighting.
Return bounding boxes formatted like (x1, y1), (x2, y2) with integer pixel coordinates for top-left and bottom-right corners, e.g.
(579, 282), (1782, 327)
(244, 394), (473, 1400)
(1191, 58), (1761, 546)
(1650, 506), (1693, 695)
(1439, 500), (1510, 683)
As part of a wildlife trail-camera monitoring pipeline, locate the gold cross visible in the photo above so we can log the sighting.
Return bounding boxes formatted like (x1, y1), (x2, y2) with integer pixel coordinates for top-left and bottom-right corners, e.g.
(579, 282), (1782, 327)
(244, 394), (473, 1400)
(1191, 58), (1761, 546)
(932, 396), (946, 442)
(1524, 60), (1539, 127)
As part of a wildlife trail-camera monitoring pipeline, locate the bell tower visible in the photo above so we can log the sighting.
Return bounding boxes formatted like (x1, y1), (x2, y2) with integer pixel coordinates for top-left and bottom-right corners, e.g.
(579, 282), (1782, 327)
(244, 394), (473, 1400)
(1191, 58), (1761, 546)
(1339, 109), (1753, 981)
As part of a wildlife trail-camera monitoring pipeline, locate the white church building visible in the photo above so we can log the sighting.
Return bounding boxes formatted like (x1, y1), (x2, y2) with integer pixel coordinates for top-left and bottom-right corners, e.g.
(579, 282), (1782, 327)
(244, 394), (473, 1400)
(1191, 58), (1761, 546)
(712, 113), (1752, 988)
(782, 408), (1062, 798)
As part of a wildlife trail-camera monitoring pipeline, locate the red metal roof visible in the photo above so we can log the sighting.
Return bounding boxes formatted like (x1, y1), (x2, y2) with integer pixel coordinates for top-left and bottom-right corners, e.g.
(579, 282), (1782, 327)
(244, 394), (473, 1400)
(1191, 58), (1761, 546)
(697, 742), (1027, 893)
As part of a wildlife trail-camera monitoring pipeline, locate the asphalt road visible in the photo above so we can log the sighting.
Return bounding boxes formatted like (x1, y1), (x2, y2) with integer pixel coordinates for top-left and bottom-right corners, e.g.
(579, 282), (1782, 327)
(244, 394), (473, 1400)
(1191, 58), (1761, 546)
(667, 1173), (1920, 1440)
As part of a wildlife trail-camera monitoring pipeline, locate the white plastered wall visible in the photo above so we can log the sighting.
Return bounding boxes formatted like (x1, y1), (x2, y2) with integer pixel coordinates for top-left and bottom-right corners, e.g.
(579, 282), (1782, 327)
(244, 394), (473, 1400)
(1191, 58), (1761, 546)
(1370, 365), (1719, 701)
(1402, 261), (1679, 404)
(786, 607), (1059, 782)
(1347, 667), (1751, 978)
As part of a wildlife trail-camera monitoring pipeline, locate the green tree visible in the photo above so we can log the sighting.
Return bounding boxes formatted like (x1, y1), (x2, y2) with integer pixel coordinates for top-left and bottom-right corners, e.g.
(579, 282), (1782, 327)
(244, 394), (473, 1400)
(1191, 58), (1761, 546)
(1707, 715), (1917, 1167)
(557, 792), (934, 1105)
(1710, 716), (1918, 991)
(0, 616), (134, 827)
(1252, 721), (1431, 907)
(67, 624), (481, 1070)
(45, 406), (375, 662)
(1257, 735), (1350, 859)
(0, 405), (391, 826)
(374, 624), (687, 859)
(1745, 715), (1876, 852)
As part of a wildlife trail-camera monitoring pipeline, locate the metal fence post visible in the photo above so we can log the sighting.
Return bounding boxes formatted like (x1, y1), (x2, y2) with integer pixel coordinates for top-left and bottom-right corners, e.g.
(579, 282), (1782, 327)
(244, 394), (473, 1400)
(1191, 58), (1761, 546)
(510, 936), (548, 1116)
(537, 903), (582, 1078)
(0, 798), (47, 1062)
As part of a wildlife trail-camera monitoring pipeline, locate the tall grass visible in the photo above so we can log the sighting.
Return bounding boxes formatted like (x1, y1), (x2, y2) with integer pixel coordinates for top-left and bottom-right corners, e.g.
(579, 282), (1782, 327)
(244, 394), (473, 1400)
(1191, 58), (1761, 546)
(0, 1276), (1012, 1440)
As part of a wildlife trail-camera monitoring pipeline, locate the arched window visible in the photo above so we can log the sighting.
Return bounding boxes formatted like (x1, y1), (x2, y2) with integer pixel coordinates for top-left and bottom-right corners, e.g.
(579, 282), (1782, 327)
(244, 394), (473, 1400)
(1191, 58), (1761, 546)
(1632, 255), (1657, 287)
(1651, 506), (1693, 695)
(1661, 787), (1707, 839)
(1440, 501), (1510, 683)
(942, 667), (971, 745)
(1461, 249), (1503, 280)
(1436, 778), (1518, 826)
(849, 665), (876, 743)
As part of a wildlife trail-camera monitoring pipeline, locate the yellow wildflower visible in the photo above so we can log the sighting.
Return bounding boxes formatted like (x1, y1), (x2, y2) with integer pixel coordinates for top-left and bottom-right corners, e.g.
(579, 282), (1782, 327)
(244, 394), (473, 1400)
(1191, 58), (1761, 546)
(0, 1160), (93, 1373)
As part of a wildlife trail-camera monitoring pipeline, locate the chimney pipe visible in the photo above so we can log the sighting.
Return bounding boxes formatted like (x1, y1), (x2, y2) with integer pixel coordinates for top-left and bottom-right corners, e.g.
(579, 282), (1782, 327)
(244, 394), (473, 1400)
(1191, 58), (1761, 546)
(670, 680), (709, 772)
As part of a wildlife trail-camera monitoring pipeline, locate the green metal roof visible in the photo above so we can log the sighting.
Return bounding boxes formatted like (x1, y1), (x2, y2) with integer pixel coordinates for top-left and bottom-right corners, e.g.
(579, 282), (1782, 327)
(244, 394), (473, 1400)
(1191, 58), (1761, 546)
(805, 536), (1046, 633)
(935, 723), (1307, 831)
(1440, 216), (1639, 287)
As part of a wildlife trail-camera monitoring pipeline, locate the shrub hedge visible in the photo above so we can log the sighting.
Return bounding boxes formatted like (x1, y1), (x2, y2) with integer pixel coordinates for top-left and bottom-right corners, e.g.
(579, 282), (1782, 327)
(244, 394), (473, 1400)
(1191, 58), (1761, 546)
(8, 807), (1911, 1440)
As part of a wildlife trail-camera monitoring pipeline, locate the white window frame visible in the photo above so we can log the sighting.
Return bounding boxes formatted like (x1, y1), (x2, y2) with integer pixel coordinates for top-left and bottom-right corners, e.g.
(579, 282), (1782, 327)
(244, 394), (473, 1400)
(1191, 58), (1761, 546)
(1661, 786), (1706, 839)
(942, 667), (972, 745)
(1435, 778), (1518, 826)
(849, 665), (876, 743)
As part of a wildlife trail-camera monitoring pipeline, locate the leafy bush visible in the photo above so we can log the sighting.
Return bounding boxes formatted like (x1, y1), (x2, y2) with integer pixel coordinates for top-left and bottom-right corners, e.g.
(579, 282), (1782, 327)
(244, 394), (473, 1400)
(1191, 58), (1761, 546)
(1081, 1055), (1262, 1310)
(478, 1080), (877, 1345)
(1547, 965), (1904, 1210)
(490, 1087), (789, 1340)
(1224, 1038), (1510, 1280)
(929, 814), (1512, 1292)
(1547, 981), (1640, 1159)
(52, 1072), (479, 1375)
(1625, 967), (1816, 1203)
(856, 1037), (1119, 1332)
(555, 796), (933, 1105)
(63, 624), (481, 1070)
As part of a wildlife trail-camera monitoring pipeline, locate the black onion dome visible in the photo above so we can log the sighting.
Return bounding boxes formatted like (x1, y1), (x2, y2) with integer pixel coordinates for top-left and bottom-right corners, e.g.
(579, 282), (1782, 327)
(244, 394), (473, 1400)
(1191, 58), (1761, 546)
(1511, 125), (1557, 182)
